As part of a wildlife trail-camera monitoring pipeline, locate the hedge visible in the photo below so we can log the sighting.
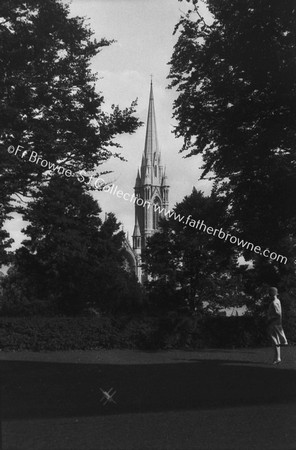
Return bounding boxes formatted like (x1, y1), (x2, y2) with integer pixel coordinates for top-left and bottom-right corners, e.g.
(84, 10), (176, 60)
(0, 314), (274, 351)
(0, 316), (160, 351)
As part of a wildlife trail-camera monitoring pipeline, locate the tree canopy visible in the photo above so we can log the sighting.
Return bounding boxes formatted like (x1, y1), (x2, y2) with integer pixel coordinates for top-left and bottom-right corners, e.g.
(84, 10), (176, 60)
(143, 188), (250, 314)
(169, 0), (296, 277)
(3, 176), (142, 314)
(0, 0), (141, 265)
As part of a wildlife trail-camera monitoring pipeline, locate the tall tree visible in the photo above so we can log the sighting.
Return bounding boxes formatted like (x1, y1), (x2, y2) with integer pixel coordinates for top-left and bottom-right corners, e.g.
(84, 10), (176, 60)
(14, 176), (103, 313)
(0, 195), (13, 265)
(143, 188), (250, 313)
(169, 0), (296, 279)
(4, 176), (142, 314)
(0, 0), (141, 245)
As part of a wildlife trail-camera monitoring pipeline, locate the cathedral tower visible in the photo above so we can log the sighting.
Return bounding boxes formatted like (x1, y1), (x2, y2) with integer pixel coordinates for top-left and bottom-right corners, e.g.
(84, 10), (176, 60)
(132, 81), (169, 282)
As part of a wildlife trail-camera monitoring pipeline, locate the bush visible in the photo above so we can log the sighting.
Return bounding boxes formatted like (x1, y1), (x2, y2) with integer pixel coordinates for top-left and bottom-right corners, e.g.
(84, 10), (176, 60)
(0, 316), (163, 351)
(0, 317), (114, 351)
(281, 291), (296, 343)
(0, 313), (272, 352)
(202, 315), (267, 348)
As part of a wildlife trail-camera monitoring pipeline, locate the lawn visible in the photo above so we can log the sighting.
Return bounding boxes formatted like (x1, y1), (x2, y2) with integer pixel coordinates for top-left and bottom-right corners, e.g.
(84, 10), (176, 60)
(1, 347), (296, 449)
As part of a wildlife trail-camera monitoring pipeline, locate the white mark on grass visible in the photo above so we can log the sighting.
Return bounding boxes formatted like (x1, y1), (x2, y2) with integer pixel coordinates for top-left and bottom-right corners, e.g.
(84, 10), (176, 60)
(100, 388), (117, 406)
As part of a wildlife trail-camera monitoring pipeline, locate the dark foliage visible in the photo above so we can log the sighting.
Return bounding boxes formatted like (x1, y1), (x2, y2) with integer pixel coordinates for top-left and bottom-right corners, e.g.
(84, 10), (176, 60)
(1, 177), (144, 314)
(169, 0), (296, 279)
(144, 188), (251, 313)
(0, 0), (141, 260)
(0, 312), (289, 351)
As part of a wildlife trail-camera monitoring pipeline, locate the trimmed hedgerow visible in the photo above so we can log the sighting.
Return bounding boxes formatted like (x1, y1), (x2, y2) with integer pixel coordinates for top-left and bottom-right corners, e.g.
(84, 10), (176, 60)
(0, 317), (117, 351)
(0, 316), (166, 351)
(0, 314), (278, 351)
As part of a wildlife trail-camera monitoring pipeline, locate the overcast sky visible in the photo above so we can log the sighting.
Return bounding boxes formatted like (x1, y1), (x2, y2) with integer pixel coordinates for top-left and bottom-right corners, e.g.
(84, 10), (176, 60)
(6, 0), (212, 249)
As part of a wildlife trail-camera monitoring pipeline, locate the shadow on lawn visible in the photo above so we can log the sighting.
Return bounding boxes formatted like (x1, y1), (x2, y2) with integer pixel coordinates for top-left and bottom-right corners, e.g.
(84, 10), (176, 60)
(1, 357), (296, 421)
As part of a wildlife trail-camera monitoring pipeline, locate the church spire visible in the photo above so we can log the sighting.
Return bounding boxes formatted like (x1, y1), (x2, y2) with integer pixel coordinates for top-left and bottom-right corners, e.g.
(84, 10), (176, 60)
(133, 80), (169, 283)
(143, 80), (159, 163)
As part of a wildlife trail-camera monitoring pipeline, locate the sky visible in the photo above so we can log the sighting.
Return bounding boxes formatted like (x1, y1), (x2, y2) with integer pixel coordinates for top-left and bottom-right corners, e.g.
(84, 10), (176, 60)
(6, 0), (212, 249)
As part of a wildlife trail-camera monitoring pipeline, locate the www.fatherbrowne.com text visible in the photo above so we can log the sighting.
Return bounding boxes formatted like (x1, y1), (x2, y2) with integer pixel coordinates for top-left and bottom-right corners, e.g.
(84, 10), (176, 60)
(102, 182), (287, 264)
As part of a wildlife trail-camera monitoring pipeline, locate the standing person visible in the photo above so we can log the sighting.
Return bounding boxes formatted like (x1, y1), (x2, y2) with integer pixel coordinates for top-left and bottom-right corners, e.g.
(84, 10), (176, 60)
(267, 287), (288, 365)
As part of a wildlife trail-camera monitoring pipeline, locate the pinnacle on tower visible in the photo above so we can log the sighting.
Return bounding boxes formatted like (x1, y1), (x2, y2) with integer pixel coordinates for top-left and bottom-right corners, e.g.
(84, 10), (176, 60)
(135, 169), (141, 188)
(161, 167), (169, 186)
(132, 218), (141, 252)
(133, 218), (141, 238)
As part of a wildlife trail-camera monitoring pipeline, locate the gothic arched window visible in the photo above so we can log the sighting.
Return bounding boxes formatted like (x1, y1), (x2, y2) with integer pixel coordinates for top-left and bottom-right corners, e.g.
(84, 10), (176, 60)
(153, 197), (161, 230)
